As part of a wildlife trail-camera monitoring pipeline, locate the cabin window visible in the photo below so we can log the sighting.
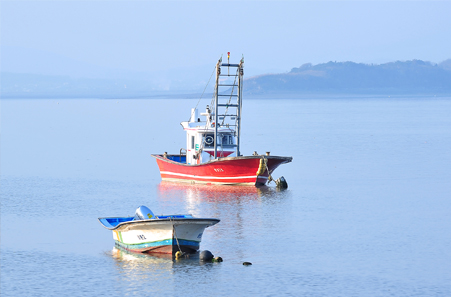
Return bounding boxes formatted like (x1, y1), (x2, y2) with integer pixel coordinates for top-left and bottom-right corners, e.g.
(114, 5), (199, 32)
(191, 136), (195, 149)
(222, 134), (232, 145)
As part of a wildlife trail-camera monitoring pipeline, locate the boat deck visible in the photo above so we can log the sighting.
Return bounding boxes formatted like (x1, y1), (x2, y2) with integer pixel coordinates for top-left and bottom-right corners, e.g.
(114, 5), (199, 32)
(166, 155), (186, 163)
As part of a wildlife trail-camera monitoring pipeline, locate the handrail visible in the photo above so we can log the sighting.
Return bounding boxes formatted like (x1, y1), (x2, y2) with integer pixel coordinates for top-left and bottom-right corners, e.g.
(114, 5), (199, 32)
(180, 148), (187, 162)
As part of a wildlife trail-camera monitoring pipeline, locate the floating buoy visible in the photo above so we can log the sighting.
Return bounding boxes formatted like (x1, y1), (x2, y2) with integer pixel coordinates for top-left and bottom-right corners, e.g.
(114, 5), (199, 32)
(199, 250), (214, 262)
(275, 176), (288, 189)
(243, 262), (252, 266)
(175, 251), (183, 259)
(213, 256), (223, 262)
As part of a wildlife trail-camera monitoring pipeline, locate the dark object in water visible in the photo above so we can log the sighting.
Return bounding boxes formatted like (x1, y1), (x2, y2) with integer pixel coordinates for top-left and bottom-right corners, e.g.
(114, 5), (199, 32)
(275, 176), (288, 189)
(200, 250), (214, 261)
(243, 262), (252, 266)
(213, 256), (223, 262)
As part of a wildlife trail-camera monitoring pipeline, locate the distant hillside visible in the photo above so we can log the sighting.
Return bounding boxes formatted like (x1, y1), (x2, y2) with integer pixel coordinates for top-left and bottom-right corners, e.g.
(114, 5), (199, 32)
(0, 72), (158, 98)
(244, 59), (451, 95)
(0, 72), (200, 99)
(0, 46), (215, 98)
(2, 59), (451, 98)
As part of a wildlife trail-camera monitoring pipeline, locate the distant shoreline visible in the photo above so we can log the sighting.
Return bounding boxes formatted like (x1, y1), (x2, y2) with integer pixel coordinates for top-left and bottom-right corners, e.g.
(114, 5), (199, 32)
(2, 93), (450, 100)
(2, 59), (450, 99)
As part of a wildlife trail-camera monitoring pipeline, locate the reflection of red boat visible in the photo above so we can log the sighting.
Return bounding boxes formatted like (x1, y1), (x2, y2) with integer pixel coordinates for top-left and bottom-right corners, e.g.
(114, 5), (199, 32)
(157, 181), (270, 203)
(152, 55), (292, 186)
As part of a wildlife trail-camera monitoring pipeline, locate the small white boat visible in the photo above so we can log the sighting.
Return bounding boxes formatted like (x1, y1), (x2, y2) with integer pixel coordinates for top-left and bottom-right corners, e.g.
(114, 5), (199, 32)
(98, 206), (219, 255)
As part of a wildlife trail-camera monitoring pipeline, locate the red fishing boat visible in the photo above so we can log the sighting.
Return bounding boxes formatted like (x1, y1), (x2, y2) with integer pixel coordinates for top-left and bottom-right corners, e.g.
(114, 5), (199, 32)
(152, 54), (292, 187)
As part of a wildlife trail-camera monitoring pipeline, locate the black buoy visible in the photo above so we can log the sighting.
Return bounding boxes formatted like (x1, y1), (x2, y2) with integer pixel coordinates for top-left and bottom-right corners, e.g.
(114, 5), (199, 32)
(199, 250), (214, 262)
(275, 176), (288, 189)
(243, 262), (252, 266)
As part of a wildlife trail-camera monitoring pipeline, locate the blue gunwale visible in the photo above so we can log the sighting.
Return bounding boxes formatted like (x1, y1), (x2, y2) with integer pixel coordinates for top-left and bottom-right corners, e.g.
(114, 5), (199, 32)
(98, 216), (219, 230)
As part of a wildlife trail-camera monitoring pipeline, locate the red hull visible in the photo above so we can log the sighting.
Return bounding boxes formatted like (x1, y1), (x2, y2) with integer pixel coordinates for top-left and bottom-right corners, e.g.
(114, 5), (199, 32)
(151, 154), (292, 186)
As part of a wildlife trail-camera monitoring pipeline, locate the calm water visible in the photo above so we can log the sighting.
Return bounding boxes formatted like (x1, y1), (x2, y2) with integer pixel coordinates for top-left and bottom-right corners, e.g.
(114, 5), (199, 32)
(1, 97), (451, 296)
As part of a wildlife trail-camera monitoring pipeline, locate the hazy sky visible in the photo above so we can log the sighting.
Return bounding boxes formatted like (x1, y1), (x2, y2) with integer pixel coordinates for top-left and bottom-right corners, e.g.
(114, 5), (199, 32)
(1, 0), (450, 76)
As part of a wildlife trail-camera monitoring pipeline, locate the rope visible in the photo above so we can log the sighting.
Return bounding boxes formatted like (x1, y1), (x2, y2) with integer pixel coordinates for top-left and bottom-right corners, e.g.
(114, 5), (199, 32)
(188, 66), (216, 122)
(210, 56), (222, 113)
(169, 216), (184, 255)
(186, 65), (218, 160)
(262, 157), (275, 184)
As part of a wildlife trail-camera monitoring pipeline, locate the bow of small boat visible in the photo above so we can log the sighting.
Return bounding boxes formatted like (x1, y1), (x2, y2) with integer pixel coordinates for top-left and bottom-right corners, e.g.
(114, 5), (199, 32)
(98, 217), (135, 230)
(155, 217), (220, 227)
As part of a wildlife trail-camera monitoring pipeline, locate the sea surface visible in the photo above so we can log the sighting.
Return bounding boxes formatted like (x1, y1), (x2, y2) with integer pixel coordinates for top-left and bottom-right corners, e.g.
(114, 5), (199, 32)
(1, 96), (451, 296)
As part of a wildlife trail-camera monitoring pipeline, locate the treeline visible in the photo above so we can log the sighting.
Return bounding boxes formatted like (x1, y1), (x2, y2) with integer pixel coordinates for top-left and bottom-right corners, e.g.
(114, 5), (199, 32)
(244, 59), (451, 95)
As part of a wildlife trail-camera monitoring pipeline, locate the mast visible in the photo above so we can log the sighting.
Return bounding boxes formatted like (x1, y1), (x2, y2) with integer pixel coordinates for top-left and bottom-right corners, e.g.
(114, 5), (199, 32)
(237, 57), (244, 157)
(213, 54), (244, 159)
(214, 58), (221, 159)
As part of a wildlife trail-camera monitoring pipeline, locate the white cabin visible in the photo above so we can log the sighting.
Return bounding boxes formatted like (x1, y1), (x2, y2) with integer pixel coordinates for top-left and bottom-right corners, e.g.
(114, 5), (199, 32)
(180, 107), (237, 165)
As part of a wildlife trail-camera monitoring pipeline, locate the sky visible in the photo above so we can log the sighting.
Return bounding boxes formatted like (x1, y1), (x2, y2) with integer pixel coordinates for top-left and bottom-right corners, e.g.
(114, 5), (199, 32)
(1, 0), (451, 79)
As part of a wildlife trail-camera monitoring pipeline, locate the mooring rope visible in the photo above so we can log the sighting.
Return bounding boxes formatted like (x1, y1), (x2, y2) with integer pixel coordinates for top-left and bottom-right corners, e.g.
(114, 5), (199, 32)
(262, 157), (276, 185)
(169, 216), (184, 255)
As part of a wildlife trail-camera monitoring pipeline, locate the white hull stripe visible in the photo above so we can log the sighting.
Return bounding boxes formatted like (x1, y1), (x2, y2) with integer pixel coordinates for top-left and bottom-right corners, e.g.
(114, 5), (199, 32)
(160, 171), (268, 180)
(162, 178), (256, 185)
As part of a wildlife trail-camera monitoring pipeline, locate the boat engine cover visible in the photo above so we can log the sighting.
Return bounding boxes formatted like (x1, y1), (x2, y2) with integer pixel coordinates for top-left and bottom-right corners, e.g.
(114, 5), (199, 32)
(134, 205), (155, 220)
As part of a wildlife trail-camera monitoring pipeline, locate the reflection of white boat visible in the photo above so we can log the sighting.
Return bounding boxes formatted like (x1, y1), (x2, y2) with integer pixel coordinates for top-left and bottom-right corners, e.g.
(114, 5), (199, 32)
(111, 246), (174, 262)
(98, 206), (219, 255)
